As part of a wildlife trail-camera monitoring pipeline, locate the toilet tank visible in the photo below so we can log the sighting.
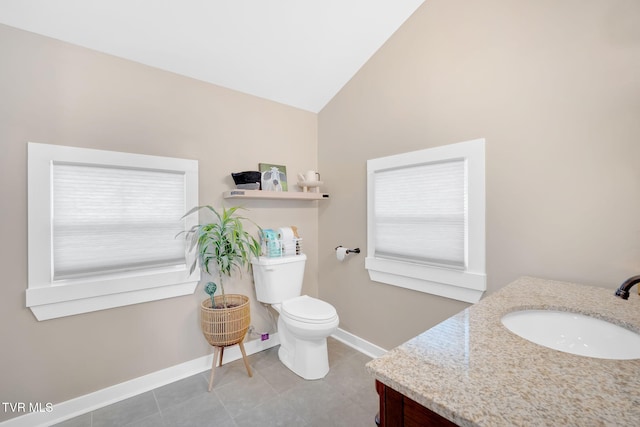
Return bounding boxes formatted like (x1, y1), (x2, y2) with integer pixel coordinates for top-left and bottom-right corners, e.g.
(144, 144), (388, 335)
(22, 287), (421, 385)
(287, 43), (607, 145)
(251, 254), (306, 304)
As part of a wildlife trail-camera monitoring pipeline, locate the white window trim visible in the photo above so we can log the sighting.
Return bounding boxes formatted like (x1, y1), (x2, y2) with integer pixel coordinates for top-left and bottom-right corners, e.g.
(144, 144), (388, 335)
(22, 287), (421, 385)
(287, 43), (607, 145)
(365, 139), (486, 303)
(27, 142), (200, 320)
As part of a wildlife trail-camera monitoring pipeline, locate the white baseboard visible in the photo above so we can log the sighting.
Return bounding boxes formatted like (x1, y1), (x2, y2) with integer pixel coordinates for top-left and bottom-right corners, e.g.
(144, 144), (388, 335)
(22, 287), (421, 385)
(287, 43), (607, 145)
(2, 328), (386, 427)
(0, 335), (280, 427)
(331, 328), (388, 358)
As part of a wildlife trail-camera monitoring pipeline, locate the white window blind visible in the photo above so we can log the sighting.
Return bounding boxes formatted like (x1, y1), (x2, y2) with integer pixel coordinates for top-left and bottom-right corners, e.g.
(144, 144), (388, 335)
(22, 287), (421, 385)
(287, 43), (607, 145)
(52, 163), (186, 280)
(373, 159), (467, 269)
(28, 142), (199, 320)
(366, 138), (486, 303)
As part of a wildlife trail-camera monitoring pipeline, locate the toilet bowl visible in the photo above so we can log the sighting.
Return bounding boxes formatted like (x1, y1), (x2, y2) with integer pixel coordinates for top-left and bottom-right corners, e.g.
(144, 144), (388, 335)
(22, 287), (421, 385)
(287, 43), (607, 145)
(251, 255), (339, 380)
(274, 295), (339, 379)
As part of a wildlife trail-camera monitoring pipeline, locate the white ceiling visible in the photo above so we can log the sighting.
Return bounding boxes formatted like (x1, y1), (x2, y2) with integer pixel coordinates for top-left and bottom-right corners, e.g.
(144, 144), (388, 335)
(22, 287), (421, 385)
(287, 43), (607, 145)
(0, 0), (424, 112)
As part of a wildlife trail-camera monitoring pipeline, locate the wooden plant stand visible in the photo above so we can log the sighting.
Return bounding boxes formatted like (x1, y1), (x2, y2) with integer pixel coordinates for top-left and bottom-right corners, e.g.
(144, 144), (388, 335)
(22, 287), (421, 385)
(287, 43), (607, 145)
(200, 294), (252, 391)
(208, 341), (253, 392)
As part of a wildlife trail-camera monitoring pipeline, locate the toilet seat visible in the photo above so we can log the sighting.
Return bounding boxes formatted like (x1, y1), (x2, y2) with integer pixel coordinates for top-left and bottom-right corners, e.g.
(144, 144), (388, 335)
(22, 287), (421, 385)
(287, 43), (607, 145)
(281, 295), (337, 324)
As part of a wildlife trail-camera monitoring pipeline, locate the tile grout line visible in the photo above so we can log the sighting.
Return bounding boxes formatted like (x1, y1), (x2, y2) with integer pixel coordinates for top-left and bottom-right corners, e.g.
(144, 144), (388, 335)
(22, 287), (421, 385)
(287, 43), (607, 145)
(151, 390), (163, 421)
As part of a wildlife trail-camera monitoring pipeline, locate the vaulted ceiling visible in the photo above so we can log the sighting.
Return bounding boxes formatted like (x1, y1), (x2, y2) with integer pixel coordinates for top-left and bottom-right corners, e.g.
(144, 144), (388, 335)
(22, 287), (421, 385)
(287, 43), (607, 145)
(0, 0), (424, 112)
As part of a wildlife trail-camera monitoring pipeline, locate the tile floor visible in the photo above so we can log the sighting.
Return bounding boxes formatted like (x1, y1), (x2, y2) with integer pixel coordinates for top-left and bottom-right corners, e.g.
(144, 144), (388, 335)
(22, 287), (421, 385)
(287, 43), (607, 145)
(54, 338), (379, 427)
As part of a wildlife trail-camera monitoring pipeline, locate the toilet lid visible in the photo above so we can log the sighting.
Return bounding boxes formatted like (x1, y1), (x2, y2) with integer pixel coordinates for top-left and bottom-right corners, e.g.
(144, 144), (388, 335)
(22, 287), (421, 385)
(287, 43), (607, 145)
(281, 295), (337, 324)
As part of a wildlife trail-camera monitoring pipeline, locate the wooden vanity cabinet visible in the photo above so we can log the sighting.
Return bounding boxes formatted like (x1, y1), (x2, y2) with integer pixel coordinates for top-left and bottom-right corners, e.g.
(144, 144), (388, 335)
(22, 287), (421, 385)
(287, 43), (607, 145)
(375, 380), (458, 427)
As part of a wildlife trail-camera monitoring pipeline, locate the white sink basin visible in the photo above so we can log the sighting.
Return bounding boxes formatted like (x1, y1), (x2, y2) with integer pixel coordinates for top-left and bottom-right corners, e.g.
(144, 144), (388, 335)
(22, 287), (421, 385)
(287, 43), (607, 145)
(501, 310), (640, 360)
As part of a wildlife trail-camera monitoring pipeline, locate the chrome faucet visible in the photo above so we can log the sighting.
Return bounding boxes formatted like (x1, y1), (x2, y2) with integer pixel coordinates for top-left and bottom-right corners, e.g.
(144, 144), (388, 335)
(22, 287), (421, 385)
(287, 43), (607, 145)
(614, 275), (640, 300)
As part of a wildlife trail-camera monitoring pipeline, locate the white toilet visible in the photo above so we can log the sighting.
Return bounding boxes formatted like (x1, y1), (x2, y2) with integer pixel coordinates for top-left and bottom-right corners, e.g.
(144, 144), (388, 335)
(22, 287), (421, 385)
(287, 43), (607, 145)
(251, 254), (339, 380)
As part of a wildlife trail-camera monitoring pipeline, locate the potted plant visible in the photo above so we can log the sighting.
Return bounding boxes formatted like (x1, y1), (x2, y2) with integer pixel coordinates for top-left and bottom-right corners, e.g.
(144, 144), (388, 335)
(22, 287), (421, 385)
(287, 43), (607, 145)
(183, 205), (261, 306)
(180, 205), (261, 385)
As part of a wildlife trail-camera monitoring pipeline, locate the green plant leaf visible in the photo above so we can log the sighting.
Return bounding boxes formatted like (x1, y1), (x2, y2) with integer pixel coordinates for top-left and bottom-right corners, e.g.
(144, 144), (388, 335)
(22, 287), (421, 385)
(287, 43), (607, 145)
(179, 204), (262, 302)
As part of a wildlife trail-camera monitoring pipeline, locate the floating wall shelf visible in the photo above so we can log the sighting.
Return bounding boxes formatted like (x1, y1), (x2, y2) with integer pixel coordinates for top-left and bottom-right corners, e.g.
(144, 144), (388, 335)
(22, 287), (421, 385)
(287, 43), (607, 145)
(223, 189), (329, 201)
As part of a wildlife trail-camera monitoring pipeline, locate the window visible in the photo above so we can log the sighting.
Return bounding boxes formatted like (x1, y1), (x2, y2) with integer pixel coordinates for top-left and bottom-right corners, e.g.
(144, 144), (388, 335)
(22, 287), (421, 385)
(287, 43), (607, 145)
(27, 143), (200, 320)
(366, 139), (486, 303)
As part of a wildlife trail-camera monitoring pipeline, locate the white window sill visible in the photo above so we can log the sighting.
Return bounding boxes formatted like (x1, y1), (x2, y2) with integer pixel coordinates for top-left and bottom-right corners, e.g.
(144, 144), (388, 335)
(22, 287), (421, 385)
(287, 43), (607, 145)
(365, 257), (486, 303)
(26, 265), (199, 321)
(26, 279), (199, 321)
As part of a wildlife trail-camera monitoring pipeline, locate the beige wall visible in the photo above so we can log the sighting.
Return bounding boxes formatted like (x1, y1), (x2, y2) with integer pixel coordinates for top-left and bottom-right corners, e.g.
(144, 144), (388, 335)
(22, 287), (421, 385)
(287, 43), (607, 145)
(0, 24), (317, 421)
(318, 0), (640, 350)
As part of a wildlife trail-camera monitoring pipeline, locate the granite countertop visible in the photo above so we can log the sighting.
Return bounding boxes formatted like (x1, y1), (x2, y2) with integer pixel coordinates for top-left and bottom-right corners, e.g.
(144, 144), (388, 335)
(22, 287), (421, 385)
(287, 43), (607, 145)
(366, 276), (640, 426)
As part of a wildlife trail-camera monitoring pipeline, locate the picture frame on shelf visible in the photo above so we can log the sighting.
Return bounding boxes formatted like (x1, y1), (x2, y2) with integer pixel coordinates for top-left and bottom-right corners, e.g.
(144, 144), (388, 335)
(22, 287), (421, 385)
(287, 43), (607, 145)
(259, 163), (288, 192)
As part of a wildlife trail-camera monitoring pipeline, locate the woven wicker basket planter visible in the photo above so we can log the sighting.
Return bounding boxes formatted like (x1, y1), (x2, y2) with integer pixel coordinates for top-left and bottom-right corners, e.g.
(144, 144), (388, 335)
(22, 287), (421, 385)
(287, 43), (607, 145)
(200, 294), (250, 347)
